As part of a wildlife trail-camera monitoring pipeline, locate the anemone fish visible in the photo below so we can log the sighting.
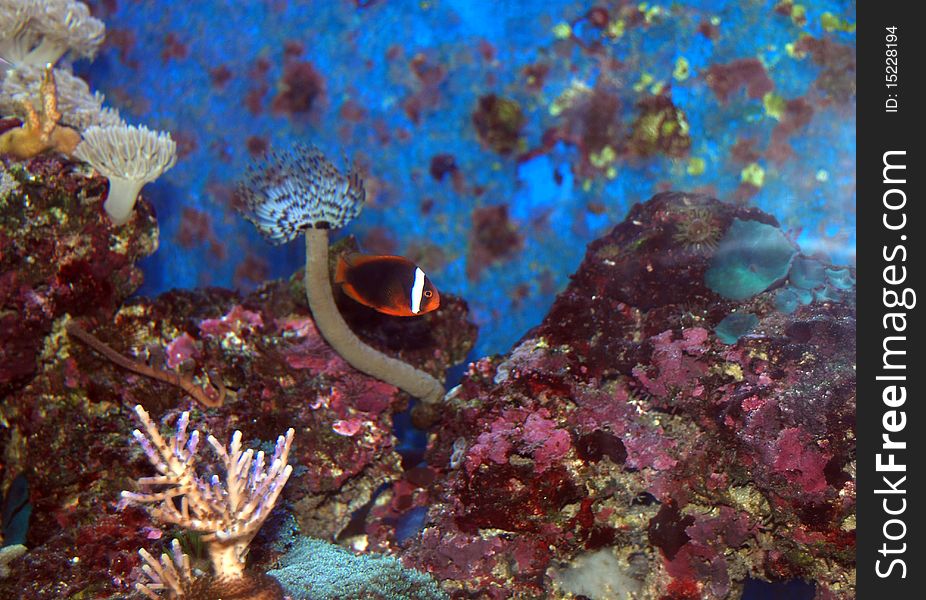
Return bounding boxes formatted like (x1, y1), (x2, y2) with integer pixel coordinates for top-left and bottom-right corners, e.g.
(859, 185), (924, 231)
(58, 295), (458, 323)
(335, 254), (440, 317)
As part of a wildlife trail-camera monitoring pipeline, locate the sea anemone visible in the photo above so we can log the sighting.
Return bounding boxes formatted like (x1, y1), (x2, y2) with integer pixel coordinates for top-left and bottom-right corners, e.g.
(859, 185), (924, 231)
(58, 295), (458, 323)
(0, 0), (104, 66)
(672, 206), (722, 255)
(74, 123), (177, 225)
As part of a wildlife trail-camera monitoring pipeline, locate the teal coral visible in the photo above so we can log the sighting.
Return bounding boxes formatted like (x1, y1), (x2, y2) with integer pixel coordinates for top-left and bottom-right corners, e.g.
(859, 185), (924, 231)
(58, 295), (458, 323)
(715, 312), (759, 344)
(704, 219), (797, 301)
(789, 256), (826, 290)
(774, 259), (854, 313)
(774, 288), (800, 314)
(825, 268), (855, 290)
(267, 537), (448, 600)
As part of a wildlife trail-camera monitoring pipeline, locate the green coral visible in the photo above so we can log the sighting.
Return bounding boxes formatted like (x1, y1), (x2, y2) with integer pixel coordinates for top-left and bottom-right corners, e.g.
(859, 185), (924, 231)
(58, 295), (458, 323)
(268, 536), (448, 600)
(715, 312), (759, 344)
(705, 219), (797, 301)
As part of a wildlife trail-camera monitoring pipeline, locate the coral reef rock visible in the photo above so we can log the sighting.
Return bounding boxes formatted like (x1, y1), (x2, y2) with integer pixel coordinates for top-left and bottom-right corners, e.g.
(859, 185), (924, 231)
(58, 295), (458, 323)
(0, 155), (158, 393)
(376, 192), (854, 600)
(0, 178), (475, 596)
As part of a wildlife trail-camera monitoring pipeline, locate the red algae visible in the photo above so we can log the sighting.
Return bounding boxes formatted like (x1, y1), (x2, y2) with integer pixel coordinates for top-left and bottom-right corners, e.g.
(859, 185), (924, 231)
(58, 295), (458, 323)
(0, 156), (156, 392)
(160, 31), (189, 63)
(0, 272), (474, 596)
(465, 204), (524, 281)
(271, 61), (325, 116)
(705, 58), (774, 103)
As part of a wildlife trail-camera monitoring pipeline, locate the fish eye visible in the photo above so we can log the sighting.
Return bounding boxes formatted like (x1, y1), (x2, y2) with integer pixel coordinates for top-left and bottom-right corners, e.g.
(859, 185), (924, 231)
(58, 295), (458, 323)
(424, 290), (432, 298)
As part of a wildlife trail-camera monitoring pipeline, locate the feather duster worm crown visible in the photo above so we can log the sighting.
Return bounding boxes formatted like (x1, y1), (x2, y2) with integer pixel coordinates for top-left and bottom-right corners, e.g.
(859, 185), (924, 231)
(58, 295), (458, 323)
(237, 144), (365, 244)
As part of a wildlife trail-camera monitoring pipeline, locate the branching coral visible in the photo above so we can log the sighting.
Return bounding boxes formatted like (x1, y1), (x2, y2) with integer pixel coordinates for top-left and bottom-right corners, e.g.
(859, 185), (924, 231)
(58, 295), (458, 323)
(122, 405), (293, 585)
(0, 64), (80, 158)
(136, 539), (195, 599)
(237, 145), (446, 405)
(135, 538), (288, 599)
(73, 123), (177, 225)
(1, 64), (124, 131)
(0, 0), (104, 67)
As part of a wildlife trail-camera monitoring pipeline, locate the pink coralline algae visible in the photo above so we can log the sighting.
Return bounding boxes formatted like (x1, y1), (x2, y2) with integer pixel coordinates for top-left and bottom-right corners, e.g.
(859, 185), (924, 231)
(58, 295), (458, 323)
(466, 408), (571, 474)
(368, 192), (855, 600)
(165, 331), (200, 368)
(632, 327), (710, 398)
(199, 304), (265, 336)
(770, 427), (830, 494)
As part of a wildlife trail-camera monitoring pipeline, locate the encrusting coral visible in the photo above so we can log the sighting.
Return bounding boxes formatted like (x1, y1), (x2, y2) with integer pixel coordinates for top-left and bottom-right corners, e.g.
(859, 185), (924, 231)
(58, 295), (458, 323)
(74, 123), (177, 225)
(237, 145), (446, 405)
(0, 63), (80, 158)
(122, 405), (292, 595)
(0, 0), (104, 67)
(268, 536), (448, 600)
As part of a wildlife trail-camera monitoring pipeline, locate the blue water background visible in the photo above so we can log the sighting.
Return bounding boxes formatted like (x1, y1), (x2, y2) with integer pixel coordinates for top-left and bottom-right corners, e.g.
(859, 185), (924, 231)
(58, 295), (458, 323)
(80, 0), (856, 359)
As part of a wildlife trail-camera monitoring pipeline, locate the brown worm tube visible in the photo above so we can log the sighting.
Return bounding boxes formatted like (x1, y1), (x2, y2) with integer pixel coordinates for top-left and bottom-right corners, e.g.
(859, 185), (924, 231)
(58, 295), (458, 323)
(66, 322), (225, 408)
(303, 228), (445, 404)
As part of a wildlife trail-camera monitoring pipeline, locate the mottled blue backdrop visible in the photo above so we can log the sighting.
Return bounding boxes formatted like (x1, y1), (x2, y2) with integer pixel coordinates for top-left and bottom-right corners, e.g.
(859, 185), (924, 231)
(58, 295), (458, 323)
(80, 0), (856, 359)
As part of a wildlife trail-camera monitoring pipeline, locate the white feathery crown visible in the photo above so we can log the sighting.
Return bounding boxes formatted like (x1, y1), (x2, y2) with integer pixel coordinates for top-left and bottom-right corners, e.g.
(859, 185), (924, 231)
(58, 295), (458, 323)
(237, 144), (365, 244)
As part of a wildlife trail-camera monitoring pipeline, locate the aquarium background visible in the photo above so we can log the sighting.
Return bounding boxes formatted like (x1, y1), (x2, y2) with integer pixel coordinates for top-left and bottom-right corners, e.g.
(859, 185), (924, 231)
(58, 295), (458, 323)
(79, 0), (856, 360)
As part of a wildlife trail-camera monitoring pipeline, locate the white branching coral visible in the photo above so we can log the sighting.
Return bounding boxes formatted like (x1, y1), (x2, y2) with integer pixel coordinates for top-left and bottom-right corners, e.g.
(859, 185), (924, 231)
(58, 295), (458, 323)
(74, 124), (177, 225)
(0, 0), (104, 66)
(0, 64), (124, 130)
(122, 405), (294, 581)
(136, 539), (195, 599)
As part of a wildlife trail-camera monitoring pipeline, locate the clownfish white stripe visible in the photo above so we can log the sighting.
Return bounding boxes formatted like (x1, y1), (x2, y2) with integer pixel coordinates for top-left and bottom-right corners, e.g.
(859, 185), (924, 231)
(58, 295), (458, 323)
(410, 267), (425, 314)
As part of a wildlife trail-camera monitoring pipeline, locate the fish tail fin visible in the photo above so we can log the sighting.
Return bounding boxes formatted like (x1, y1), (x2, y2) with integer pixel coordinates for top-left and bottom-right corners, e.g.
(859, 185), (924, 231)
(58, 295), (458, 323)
(335, 254), (349, 285)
